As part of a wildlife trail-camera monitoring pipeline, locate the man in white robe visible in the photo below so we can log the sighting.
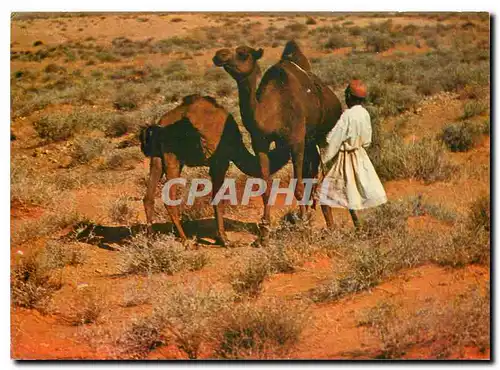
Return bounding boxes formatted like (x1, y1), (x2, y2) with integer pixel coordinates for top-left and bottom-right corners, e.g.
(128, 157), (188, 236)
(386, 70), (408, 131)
(315, 80), (387, 228)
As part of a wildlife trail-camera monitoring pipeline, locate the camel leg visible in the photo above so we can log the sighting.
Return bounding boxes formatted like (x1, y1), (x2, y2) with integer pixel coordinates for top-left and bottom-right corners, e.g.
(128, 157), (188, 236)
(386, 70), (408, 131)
(143, 157), (163, 235)
(290, 142), (307, 221)
(305, 143), (334, 227)
(161, 153), (188, 242)
(209, 159), (230, 248)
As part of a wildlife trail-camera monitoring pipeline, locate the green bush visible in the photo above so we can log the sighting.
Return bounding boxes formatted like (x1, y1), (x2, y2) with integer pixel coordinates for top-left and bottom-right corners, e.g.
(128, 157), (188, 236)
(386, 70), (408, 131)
(439, 122), (481, 152)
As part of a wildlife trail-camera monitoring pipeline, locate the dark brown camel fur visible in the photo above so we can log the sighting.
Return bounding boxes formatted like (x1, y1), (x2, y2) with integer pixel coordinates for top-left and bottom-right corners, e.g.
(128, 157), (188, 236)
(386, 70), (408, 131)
(213, 41), (343, 246)
(140, 94), (289, 247)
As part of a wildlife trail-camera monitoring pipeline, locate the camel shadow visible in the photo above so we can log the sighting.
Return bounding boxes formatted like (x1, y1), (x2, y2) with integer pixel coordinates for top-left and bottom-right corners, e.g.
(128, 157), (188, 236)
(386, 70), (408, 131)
(70, 218), (259, 249)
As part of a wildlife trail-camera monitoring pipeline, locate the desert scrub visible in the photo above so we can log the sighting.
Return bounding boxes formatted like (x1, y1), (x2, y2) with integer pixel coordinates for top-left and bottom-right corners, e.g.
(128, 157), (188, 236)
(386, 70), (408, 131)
(154, 285), (234, 359)
(216, 299), (308, 359)
(230, 254), (272, 298)
(310, 200), (438, 303)
(439, 121), (482, 152)
(11, 251), (63, 309)
(322, 34), (350, 50)
(105, 115), (136, 137)
(368, 83), (419, 116)
(432, 195), (490, 267)
(68, 287), (106, 326)
(364, 31), (395, 52)
(373, 134), (454, 182)
(119, 233), (207, 275)
(33, 109), (113, 142)
(461, 100), (488, 120)
(41, 240), (86, 269)
(71, 137), (107, 165)
(113, 85), (146, 111)
(11, 160), (58, 206)
(108, 196), (138, 224)
(359, 286), (489, 358)
(305, 16), (317, 25)
(13, 206), (87, 245)
(117, 315), (166, 358)
(100, 147), (143, 171)
(34, 114), (77, 142)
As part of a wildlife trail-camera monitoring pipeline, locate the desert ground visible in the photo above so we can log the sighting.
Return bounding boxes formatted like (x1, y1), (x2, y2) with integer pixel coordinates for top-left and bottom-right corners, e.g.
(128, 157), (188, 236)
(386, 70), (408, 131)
(10, 12), (490, 359)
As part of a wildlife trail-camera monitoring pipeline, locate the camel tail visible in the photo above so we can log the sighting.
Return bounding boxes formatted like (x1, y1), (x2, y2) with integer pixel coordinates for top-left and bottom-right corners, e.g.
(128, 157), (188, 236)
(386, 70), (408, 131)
(223, 115), (290, 177)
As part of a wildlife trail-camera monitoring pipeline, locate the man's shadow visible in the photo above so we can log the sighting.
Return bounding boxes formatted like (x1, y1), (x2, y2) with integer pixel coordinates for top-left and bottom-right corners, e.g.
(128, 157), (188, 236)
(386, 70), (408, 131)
(70, 218), (259, 250)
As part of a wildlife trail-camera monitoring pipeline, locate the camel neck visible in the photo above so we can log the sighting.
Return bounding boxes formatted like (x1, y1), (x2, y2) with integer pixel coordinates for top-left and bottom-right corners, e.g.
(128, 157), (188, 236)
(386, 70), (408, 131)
(236, 71), (259, 130)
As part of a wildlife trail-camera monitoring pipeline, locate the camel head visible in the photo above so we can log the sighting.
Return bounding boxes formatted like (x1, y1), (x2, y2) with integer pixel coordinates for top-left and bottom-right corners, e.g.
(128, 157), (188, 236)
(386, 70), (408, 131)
(139, 125), (162, 158)
(213, 46), (263, 82)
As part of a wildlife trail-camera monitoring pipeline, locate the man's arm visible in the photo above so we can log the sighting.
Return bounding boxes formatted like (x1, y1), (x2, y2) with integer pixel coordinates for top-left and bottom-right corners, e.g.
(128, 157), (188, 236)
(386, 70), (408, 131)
(319, 112), (348, 165)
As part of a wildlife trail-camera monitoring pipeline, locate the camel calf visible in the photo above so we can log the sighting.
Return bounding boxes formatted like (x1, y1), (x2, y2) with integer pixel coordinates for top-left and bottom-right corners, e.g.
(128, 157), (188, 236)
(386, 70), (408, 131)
(140, 94), (289, 247)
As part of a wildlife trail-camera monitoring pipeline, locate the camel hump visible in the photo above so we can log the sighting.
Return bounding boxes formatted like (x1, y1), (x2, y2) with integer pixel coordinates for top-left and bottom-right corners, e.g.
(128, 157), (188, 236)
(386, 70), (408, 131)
(281, 40), (312, 71)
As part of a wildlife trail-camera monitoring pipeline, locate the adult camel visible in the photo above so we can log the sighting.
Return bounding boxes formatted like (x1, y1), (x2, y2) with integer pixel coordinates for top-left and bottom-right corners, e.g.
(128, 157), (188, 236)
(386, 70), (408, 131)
(140, 94), (289, 248)
(213, 41), (343, 246)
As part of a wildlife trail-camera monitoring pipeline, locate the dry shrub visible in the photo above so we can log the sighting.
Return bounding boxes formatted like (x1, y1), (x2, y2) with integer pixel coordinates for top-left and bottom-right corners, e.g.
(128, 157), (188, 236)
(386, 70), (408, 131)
(216, 299), (307, 359)
(267, 220), (321, 273)
(153, 285), (234, 359)
(468, 194), (490, 232)
(117, 315), (166, 358)
(69, 288), (105, 326)
(322, 34), (350, 50)
(11, 251), (63, 309)
(114, 86), (144, 111)
(439, 121), (482, 152)
(359, 286), (489, 358)
(122, 283), (152, 307)
(34, 114), (77, 142)
(100, 147), (143, 170)
(230, 254), (271, 298)
(119, 233), (207, 275)
(105, 115), (136, 137)
(460, 100), (488, 120)
(373, 134), (455, 182)
(432, 195), (490, 267)
(108, 196), (138, 224)
(305, 16), (317, 25)
(13, 207), (86, 245)
(310, 200), (436, 302)
(42, 240), (86, 269)
(369, 83), (419, 116)
(71, 137), (107, 165)
(11, 160), (58, 206)
(364, 31), (395, 52)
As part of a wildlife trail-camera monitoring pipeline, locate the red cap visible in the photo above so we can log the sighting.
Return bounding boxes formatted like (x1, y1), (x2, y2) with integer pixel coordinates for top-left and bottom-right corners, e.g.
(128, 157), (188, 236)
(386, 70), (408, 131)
(347, 80), (367, 98)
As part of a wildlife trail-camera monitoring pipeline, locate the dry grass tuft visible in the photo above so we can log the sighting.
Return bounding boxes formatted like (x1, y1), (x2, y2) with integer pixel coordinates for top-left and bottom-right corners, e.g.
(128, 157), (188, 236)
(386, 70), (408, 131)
(215, 299), (308, 359)
(71, 137), (107, 165)
(373, 134), (455, 182)
(359, 286), (489, 358)
(11, 251), (63, 309)
(230, 254), (271, 298)
(119, 233), (208, 275)
(154, 285), (234, 359)
(69, 288), (105, 326)
(117, 315), (166, 358)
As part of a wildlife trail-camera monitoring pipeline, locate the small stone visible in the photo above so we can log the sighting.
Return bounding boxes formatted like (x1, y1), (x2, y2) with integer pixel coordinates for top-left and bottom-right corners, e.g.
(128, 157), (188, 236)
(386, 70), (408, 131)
(16, 250), (24, 255)
(77, 283), (89, 290)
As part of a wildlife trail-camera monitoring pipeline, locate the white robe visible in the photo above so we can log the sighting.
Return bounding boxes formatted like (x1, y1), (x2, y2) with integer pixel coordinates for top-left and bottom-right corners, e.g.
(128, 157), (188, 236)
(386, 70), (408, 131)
(315, 105), (387, 210)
